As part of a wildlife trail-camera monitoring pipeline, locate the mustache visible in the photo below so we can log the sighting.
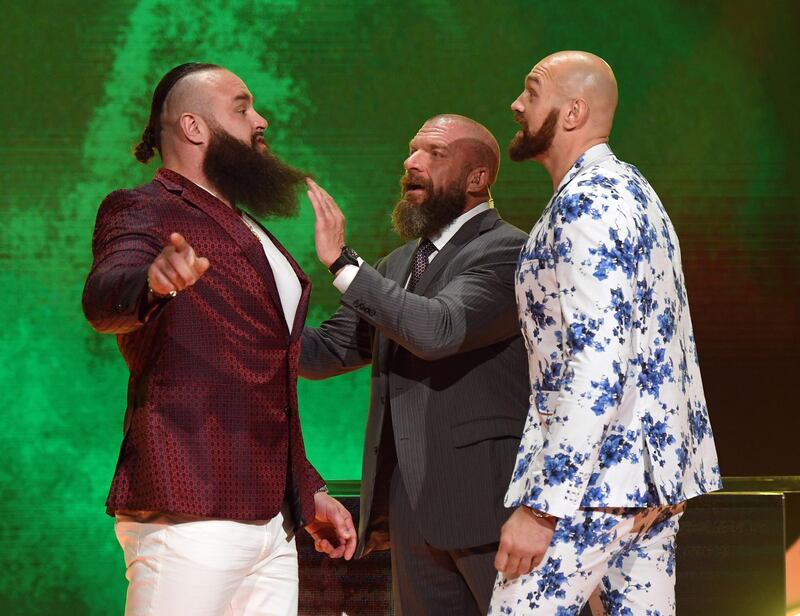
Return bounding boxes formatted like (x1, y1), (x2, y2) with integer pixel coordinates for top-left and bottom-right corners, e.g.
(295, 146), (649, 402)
(401, 173), (432, 193)
(252, 133), (268, 149)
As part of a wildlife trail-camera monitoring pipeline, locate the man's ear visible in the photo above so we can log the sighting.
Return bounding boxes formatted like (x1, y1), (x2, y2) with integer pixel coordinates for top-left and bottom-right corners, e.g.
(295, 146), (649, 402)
(179, 112), (208, 145)
(467, 166), (490, 193)
(563, 98), (589, 131)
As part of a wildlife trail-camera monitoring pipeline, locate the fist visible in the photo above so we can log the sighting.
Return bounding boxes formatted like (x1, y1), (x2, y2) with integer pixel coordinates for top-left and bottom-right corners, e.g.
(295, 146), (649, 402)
(148, 232), (210, 297)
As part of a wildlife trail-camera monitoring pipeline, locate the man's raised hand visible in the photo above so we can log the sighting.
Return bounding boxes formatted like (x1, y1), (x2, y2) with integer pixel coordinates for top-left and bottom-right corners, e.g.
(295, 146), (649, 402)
(306, 178), (346, 269)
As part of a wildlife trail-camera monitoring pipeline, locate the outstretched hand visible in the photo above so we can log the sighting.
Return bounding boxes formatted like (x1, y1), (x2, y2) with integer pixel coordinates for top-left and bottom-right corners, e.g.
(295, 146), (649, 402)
(148, 232), (210, 297)
(306, 178), (346, 269)
(305, 491), (357, 560)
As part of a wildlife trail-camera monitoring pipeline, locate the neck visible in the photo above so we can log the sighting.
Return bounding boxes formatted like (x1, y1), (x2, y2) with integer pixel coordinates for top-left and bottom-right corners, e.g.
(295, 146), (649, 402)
(462, 193), (489, 214)
(538, 137), (608, 191)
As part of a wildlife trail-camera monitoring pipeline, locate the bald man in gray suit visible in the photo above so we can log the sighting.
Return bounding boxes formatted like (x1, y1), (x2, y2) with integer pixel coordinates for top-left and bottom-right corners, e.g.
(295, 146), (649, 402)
(300, 115), (530, 615)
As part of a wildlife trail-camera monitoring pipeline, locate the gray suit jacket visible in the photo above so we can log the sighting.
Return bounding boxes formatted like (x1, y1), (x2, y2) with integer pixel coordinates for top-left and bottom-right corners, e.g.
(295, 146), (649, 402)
(300, 209), (529, 554)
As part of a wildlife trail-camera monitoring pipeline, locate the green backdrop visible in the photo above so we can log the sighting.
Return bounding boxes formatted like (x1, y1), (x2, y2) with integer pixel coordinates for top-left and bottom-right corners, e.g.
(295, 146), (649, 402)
(1, 0), (798, 612)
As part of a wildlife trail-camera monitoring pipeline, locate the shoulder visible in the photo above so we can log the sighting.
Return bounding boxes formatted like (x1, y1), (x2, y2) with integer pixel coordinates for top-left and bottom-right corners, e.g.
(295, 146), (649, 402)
(453, 218), (526, 267)
(94, 188), (142, 224)
(94, 180), (170, 234)
(477, 220), (528, 259)
(576, 156), (657, 210)
(97, 179), (167, 213)
(100, 176), (180, 215)
(552, 163), (640, 234)
(491, 216), (529, 242)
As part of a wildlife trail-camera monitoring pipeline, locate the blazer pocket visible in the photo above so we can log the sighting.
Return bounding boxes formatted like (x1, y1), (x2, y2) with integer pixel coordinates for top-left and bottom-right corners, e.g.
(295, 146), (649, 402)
(451, 416), (525, 448)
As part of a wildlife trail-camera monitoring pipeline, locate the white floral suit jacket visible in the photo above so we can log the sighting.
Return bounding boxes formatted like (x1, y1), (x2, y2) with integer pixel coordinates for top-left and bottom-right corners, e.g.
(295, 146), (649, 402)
(506, 144), (722, 518)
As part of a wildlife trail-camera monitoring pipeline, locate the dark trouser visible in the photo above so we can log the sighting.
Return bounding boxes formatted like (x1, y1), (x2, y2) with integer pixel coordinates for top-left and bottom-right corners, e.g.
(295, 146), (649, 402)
(389, 465), (498, 616)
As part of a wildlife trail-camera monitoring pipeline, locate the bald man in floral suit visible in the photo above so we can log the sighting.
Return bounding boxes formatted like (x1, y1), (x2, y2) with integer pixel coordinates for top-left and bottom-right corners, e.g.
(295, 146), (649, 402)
(489, 51), (722, 616)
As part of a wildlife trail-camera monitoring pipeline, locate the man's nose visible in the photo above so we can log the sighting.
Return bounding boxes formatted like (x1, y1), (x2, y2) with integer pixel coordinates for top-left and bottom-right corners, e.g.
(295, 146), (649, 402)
(404, 151), (421, 172)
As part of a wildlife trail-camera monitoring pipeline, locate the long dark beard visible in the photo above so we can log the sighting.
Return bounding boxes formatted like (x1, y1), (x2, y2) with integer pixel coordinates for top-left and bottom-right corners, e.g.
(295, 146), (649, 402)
(509, 108), (559, 161)
(202, 125), (307, 218)
(391, 175), (468, 240)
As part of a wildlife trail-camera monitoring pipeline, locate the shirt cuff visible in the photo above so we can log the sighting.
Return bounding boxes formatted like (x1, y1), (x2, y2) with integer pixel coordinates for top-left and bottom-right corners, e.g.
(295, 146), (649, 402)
(332, 259), (363, 293)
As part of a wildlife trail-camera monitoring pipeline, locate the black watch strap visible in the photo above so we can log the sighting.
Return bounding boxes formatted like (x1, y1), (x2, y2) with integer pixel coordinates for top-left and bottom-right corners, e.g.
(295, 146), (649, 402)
(328, 245), (360, 275)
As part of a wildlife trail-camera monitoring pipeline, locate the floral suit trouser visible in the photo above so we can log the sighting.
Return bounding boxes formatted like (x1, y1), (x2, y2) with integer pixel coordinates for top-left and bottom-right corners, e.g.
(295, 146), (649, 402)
(488, 503), (685, 616)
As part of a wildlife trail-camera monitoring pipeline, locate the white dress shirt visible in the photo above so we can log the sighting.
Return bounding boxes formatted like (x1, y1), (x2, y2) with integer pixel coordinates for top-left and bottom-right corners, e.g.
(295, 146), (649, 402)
(333, 202), (491, 293)
(241, 213), (301, 334)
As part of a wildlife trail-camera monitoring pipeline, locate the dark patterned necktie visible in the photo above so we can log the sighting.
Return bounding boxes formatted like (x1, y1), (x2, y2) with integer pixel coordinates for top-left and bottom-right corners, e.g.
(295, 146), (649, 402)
(407, 239), (437, 292)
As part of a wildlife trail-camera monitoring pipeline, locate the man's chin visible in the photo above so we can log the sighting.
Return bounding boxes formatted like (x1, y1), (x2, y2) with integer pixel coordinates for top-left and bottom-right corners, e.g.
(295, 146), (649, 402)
(508, 137), (537, 162)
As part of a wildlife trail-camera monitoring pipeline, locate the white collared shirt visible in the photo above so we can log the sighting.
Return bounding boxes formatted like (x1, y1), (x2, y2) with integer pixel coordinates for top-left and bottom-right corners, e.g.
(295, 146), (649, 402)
(333, 202), (491, 293)
(240, 212), (301, 334)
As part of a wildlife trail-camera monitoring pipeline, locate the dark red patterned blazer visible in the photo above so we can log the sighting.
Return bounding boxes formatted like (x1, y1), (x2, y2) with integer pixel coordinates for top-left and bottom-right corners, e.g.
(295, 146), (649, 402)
(83, 168), (324, 525)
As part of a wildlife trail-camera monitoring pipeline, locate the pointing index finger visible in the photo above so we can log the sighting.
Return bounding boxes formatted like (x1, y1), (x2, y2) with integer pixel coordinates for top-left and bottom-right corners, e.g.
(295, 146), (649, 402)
(170, 232), (188, 252)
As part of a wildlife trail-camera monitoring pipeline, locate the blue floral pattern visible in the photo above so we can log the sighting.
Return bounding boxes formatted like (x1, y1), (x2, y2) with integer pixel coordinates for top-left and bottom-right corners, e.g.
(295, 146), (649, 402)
(506, 144), (721, 518)
(489, 505), (685, 615)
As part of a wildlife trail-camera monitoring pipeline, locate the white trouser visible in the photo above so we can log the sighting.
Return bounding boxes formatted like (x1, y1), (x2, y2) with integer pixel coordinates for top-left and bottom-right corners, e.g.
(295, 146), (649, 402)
(114, 506), (298, 616)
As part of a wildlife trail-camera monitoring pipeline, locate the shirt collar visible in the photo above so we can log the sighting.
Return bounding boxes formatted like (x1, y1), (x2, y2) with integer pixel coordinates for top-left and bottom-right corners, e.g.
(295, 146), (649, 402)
(554, 143), (615, 197)
(428, 202), (491, 251)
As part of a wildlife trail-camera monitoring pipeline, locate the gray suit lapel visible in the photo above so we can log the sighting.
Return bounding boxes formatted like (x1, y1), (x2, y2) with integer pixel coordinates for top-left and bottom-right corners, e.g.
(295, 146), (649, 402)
(413, 209), (499, 296)
(381, 241), (416, 362)
(386, 240), (417, 287)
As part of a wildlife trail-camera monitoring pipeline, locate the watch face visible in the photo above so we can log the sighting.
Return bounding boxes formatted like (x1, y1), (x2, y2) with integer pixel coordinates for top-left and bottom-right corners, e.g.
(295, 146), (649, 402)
(343, 246), (359, 262)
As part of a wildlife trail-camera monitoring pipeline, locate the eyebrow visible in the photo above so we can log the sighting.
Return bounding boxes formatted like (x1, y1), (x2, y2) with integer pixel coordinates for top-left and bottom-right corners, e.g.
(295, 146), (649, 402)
(526, 76), (541, 89)
(233, 92), (253, 104)
(408, 140), (448, 152)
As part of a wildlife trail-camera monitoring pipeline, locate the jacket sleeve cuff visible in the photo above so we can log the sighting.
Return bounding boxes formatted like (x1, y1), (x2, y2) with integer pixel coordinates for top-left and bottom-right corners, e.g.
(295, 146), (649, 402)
(513, 473), (588, 519)
(136, 267), (173, 323)
(332, 261), (363, 294)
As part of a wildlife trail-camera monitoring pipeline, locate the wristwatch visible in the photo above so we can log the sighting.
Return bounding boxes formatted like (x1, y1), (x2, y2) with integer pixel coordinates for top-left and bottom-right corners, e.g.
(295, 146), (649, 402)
(524, 506), (557, 522)
(328, 245), (360, 275)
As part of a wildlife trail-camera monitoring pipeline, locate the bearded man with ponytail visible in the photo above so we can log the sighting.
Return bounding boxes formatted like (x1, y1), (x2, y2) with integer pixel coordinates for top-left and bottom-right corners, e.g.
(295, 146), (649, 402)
(82, 63), (355, 616)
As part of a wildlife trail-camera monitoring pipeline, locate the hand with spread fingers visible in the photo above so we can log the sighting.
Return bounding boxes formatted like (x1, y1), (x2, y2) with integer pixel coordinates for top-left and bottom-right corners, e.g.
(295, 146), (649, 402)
(148, 232), (210, 298)
(306, 178), (346, 269)
(305, 491), (357, 560)
(494, 506), (558, 578)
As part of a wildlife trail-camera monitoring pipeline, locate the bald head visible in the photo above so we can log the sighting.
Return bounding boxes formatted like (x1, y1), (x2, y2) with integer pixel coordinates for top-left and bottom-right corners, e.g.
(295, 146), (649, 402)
(160, 68), (221, 127)
(425, 114), (501, 184)
(534, 51), (618, 135)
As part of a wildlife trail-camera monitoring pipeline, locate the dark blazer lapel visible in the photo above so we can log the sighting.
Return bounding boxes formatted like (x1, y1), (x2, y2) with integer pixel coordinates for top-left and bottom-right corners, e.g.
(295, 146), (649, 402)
(153, 171), (286, 330)
(413, 208), (499, 296)
(382, 240), (416, 363)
